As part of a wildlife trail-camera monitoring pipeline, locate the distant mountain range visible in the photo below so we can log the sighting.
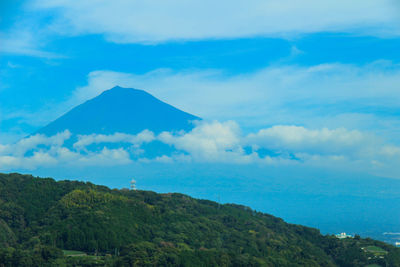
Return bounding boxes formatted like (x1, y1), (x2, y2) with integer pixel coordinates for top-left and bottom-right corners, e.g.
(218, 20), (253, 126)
(36, 86), (200, 136)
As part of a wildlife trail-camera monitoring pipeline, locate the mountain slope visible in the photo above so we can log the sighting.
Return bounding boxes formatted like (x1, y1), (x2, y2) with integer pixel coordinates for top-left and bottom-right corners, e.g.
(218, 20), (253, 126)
(1, 173), (400, 266)
(36, 86), (200, 136)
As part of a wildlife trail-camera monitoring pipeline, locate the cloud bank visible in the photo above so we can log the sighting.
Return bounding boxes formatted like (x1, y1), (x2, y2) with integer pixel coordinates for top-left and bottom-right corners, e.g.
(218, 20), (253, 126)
(31, 0), (400, 43)
(1, 121), (399, 178)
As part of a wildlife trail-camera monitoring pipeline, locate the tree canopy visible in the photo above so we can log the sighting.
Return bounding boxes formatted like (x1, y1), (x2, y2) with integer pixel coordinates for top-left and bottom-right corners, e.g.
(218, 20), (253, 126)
(0, 173), (399, 266)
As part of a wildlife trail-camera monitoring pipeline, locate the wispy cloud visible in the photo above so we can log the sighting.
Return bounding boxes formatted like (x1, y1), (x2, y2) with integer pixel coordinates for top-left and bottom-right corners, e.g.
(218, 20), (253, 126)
(3, 1), (399, 58)
(73, 130), (155, 150)
(31, 0), (400, 43)
(0, 27), (63, 58)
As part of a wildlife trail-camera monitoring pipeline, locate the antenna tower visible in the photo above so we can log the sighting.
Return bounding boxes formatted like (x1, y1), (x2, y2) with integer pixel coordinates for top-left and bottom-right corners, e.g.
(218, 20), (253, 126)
(130, 178), (136, 190)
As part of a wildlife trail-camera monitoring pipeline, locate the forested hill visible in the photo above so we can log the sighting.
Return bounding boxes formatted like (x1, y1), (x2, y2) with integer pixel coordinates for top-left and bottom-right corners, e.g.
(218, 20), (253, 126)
(0, 173), (399, 266)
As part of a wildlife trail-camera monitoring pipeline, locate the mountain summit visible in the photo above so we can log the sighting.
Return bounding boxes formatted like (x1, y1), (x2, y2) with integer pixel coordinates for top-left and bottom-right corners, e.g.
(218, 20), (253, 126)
(37, 86), (200, 136)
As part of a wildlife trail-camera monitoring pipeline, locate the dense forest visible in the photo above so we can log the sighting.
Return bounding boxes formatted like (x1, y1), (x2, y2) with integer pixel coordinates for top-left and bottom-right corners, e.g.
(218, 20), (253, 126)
(0, 173), (399, 266)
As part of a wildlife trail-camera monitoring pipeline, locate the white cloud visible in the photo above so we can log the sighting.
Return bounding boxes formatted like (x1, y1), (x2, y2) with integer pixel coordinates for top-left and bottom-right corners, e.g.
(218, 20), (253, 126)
(0, 131), (132, 170)
(0, 130), (71, 156)
(158, 120), (254, 163)
(0, 145), (132, 170)
(0, 149), (60, 170)
(0, 27), (63, 58)
(73, 130), (155, 150)
(155, 121), (384, 165)
(246, 126), (370, 157)
(1, 121), (400, 177)
(380, 145), (400, 157)
(157, 122), (400, 177)
(31, 0), (400, 43)
(76, 147), (132, 166)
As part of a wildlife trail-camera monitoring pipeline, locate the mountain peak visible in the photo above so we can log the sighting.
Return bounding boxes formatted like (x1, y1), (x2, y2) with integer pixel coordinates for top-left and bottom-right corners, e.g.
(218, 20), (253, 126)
(36, 87), (200, 136)
(96, 86), (157, 102)
(103, 85), (143, 94)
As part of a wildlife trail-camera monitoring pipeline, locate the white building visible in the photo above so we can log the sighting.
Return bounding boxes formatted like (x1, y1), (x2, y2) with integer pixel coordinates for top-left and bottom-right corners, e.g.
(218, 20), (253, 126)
(335, 232), (353, 239)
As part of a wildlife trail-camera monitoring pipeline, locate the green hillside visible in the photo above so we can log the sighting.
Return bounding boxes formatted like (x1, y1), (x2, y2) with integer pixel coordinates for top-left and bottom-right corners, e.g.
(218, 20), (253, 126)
(0, 173), (399, 266)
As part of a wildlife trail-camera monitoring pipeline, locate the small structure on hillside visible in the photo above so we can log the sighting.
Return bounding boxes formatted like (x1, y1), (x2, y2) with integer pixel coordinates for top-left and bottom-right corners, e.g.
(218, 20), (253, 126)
(130, 178), (137, 191)
(395, 242), (400, 247)
(335, 232), (353, 239)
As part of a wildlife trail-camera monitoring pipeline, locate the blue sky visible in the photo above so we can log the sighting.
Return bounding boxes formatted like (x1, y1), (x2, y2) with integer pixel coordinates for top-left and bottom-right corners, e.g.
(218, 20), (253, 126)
(1, 0), (400, 179)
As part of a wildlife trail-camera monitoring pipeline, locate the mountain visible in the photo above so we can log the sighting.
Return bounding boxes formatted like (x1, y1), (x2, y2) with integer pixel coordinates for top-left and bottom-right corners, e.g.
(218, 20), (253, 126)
(1, 173), (400, 266)
(36, 86), (200, 136)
